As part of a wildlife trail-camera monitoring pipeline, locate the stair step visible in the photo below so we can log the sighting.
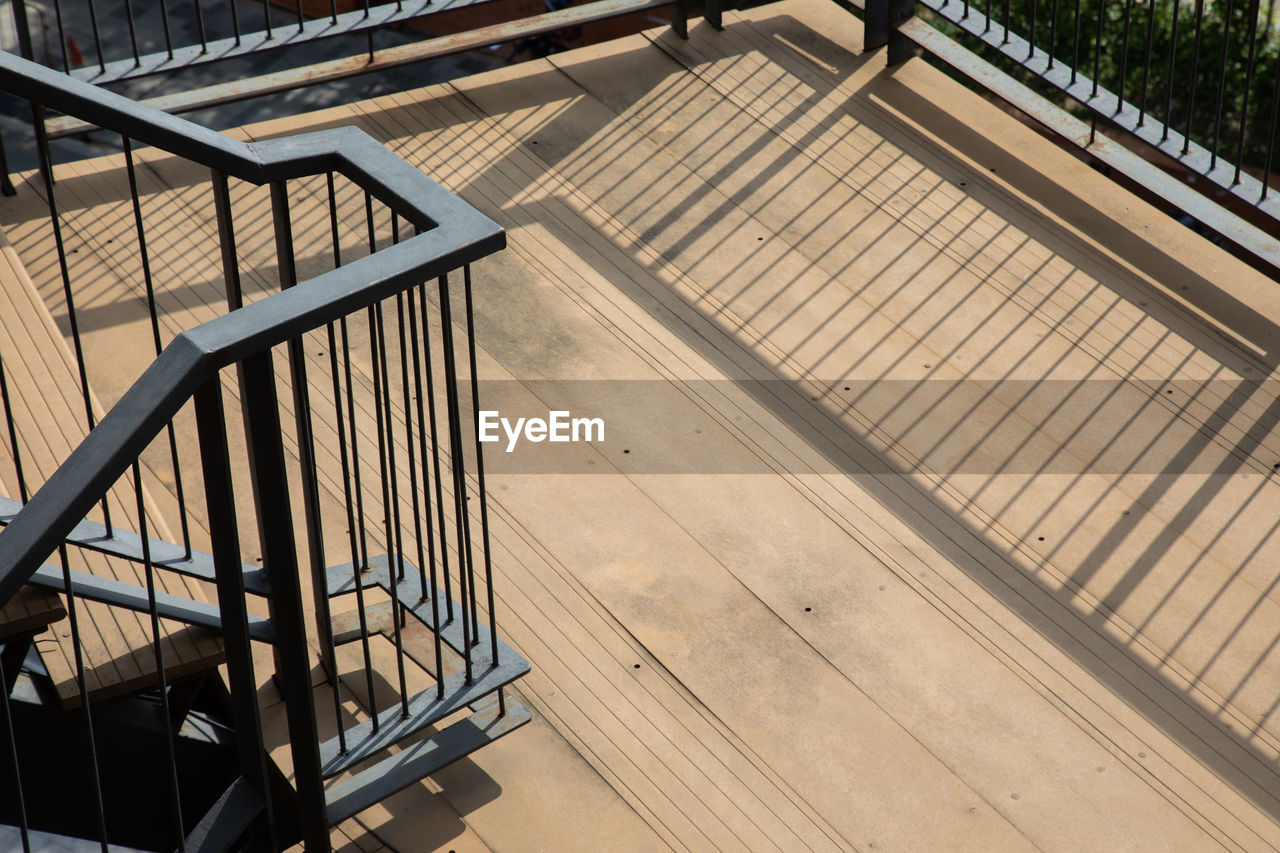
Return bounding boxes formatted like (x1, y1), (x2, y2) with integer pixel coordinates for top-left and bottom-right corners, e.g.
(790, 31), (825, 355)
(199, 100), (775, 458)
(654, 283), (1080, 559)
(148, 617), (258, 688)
(318, 641), (528, 778)
(0, 496), (270, 596)
(320, 555), (530, 777)
(326, 553), (523, 669)
(324, 696), (532, 826)
(29, 563), (275, 643)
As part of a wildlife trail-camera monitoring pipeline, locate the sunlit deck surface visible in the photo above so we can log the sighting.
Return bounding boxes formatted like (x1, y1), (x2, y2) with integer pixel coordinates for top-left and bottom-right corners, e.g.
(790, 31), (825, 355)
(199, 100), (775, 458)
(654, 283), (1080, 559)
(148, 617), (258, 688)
(4, 0), (1280, 847)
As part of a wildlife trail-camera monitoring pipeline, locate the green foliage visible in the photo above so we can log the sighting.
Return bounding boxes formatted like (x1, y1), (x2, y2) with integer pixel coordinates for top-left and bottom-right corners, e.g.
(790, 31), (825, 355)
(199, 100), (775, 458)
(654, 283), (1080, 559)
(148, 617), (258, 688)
(928, 0), (1280, 171)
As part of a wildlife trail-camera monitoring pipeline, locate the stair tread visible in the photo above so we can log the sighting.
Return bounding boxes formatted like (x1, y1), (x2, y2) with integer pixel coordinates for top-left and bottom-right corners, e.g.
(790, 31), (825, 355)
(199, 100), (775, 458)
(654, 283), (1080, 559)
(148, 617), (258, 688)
(326, 553), (523, 668)
(29, 563), (274, 643)
(324, 698), (531, 826)
(319, 648), (528, 776)
(0, 496), (269, 595)
(320, 553), (529, 776)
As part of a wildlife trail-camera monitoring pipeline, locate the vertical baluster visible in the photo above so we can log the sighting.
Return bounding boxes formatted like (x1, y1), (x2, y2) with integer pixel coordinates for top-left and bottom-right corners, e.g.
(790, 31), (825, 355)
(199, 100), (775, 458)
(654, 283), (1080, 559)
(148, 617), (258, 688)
(462, 266), (501, 681)
(123, 0), (140, 66)
(28, 93), (110, 533)
(0, 650), (30, 853)
(325, 173), (377, 737)
(324, 323), (360, 754)
(1136, 0), (1156, 126)
(1047, 0), (1059, 70)
(329, 0), (338, 24)
(1261, 41), (1280, 200)
(271, 180), (346, 751)
(369, 300), (411, 714)
(399, 280), (430, 604)
(84, 0), (107, 70)
(262, 0), (273, 39)
(364, 195), (411, 715)
(1117, 0), (1134, 111)
(1070, 0), (1083, 84)
(50, 0), (68, 71)
(193, 0), (209, 53)
(57, 545), (110, 852)
(418, 279), (454, 625)
(396, 288), (428, 599)
(1091, 0), (1105, 99)
(1184, 0), (1206, 154)
(1209, 0), (1238, 169)
(437, 273), (478, 671)
(211, 170), (243, 310)
(406, 285), (445, 699)
(124, 137), (191, 558)
(159, 0), (175, 58)
(229, 0), (241, 44)
(0, 355), (29, 503)
(340, 314), (379, 730)
(1233, 0), (1262, 183)
(1161, 0), (1183, 142)
(1027, 0), (1037, 59)
(130, 462), (185, 853)
(295, 0), (304, 30)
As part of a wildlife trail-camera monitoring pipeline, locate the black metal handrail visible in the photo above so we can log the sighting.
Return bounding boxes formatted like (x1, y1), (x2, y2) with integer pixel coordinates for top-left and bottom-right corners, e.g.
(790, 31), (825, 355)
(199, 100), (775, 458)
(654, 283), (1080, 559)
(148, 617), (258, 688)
(0, 47), (508, 850)
(0, 47), (503, 610)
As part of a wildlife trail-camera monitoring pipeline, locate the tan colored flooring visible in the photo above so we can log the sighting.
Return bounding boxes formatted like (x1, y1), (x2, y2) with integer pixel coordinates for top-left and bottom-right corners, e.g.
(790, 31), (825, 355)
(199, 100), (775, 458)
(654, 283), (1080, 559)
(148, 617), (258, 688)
(3, 0), (1280, 848)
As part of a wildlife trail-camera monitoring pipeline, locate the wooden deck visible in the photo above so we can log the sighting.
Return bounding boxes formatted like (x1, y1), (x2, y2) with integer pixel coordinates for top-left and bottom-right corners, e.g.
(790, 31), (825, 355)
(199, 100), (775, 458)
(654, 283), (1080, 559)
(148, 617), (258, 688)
(4, 0), (1280, 847)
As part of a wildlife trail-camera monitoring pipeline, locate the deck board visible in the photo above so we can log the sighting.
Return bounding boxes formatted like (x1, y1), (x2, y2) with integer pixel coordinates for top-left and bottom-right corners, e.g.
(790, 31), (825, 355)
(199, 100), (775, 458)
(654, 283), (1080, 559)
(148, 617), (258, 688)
(4, 0), (1280, 847)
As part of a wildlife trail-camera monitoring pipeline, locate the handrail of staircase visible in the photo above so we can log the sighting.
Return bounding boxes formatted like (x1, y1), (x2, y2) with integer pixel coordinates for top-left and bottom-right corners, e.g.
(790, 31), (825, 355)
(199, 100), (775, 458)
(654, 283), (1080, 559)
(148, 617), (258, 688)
(0, 49), (505, 611)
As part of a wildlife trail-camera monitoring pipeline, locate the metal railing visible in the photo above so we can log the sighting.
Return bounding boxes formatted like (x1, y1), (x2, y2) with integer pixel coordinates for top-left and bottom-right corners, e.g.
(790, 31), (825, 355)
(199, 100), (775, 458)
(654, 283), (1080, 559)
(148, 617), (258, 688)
(9, 0), (693, 139)
(864, 0), (1280, 271)
(0, 47), (522, 851)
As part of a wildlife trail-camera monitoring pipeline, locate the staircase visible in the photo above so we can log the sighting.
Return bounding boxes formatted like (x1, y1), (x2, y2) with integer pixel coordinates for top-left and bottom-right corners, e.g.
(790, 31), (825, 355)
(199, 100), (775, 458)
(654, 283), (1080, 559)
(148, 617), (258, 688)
(321, 554), (530, 825)
(0, 45), (527, 851)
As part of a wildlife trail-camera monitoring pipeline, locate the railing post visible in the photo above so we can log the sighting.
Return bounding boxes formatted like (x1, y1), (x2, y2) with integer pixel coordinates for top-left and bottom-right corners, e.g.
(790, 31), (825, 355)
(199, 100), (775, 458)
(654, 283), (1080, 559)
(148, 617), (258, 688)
(864, 0), (917, 64)
(193, 376), (277, 850)
(670, 0), (688, 39)
(0, 131), (16, 197)
(241, 350), (329, 848)
(705, 0), (723, 31)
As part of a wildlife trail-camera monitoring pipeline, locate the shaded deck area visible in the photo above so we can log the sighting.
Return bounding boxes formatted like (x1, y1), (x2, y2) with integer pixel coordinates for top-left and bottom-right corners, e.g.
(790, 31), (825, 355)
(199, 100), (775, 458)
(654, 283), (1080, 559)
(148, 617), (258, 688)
(3, 0), (1280, 847)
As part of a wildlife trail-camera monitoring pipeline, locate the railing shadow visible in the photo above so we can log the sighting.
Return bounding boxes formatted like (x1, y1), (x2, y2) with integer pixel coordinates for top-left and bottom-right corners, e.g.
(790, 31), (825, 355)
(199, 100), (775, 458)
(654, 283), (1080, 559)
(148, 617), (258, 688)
(402, 10), (1280, 826)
